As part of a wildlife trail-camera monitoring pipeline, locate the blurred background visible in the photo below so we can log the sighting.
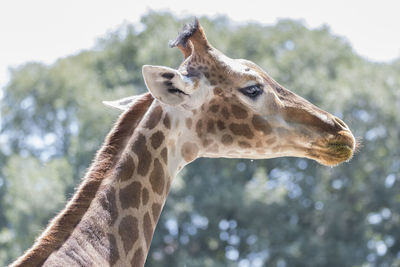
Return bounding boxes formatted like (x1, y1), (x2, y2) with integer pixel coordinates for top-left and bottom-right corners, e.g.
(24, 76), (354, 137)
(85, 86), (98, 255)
(0, 1), (400, 266)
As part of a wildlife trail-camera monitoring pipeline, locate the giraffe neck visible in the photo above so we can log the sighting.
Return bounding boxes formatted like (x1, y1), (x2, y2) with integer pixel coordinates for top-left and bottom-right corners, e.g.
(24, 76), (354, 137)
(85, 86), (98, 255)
(41, 101), (196, 266)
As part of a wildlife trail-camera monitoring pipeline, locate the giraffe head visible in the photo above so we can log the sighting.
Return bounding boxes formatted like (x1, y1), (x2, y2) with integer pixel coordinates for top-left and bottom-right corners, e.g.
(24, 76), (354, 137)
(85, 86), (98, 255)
(134, 19), (356, 166)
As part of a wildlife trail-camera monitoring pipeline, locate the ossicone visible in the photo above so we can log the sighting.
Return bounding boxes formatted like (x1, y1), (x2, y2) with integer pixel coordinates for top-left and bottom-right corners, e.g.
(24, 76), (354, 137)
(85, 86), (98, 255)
(169, 17), (211, 58)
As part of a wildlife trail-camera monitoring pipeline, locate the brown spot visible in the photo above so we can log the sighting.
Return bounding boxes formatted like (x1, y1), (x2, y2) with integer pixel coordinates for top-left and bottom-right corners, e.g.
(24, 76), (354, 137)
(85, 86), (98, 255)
(266, 137), (277, 145)
(238, 141), (252, 148)
(209, 104), (220, 113)
(210, 80), (217, 86)
(213, 87), (223, 96)
(115, 154), (134, 181)
(98, 187), (118, 226)
(196, 120), (203, 138)
(221, 134), (233, 145)
(181, 142), (199, 162)
(202, 139), (213, 147)
(221, 107), (230, 119)
(119, 181), (141, 210)
(185, 118), (192, 129)
(217, 120), (226, 130)
(142, 187), (149, 206)
(229, 123), (254, 139)
(143, 212), (153, 248)
(256, 141), (262, 147)
(204, 72), (210, 78)
(145, 106), (163, 129)
(118, 215), (139, 254)
(231, 104), (248, 119)
(131, 247), (144, 267)
(152, 203), (162, 223)
(107, 234), (119, 265)
(161, 147), (168, 164)
(150, 131), (165, 149)
(207, 120), (216, 134)
(132, 134), (151, 176)
(163, 113), (171, 129)
(252, 115), (272, 135)
(149, 159), (165, 195)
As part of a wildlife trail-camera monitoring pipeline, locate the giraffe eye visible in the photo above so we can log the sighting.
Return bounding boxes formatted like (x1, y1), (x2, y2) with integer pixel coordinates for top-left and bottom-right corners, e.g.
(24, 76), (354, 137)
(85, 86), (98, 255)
(239, 84), (263, 99)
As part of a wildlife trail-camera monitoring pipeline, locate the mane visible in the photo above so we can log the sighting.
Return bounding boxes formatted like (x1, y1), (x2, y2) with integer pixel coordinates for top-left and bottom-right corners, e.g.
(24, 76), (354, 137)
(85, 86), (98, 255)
(11, 93), (154, 267)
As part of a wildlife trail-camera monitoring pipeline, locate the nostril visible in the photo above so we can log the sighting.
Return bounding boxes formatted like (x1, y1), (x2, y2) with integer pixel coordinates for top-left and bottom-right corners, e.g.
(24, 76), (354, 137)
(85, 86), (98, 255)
(333, 116), (348, 130)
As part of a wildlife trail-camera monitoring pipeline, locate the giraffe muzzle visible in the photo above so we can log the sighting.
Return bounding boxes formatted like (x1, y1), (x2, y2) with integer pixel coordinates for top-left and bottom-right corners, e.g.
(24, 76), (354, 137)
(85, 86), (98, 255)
(310, 129), (356, 166)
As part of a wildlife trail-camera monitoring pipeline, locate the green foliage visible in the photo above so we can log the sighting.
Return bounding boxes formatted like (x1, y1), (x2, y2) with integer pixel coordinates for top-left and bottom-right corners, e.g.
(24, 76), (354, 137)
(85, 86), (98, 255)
(0, 156), (73, 263)
(1, 11), (399, 266)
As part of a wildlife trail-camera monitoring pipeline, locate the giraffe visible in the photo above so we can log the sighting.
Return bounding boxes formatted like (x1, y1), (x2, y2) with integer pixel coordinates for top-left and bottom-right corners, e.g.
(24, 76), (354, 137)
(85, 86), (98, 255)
(11, 19), (356, 266)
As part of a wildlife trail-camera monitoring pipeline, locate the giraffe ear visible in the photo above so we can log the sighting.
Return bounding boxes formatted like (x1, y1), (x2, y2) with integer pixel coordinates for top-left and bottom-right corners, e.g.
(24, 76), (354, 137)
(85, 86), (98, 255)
(142, 65), (191, 106)
(102, 94), (145, 111)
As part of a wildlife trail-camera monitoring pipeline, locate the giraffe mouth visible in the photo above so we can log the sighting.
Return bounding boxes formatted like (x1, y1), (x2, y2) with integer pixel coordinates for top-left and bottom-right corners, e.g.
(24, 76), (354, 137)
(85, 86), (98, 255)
(308, 144), (354, 166)
(326, 142), (354, 160)
(308, 132), (356, 166)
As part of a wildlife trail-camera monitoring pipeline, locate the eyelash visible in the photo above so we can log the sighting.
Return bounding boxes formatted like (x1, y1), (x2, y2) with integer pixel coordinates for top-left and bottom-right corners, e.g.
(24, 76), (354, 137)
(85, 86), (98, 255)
(239, 84), (263, 99)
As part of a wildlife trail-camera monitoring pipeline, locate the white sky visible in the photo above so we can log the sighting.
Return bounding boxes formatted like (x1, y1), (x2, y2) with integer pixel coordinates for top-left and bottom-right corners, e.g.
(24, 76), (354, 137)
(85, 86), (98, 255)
(0, 0), (399, 91)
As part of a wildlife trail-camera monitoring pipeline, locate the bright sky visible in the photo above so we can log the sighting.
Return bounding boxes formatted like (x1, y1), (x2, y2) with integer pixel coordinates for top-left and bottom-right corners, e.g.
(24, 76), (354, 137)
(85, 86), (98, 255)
(0, 0), (399, 92)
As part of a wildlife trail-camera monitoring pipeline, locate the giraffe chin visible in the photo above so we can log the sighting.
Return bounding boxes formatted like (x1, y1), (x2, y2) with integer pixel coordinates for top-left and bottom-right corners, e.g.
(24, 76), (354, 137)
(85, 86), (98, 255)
(316, 144), (355, 166)
(306, 136), (356, 166)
